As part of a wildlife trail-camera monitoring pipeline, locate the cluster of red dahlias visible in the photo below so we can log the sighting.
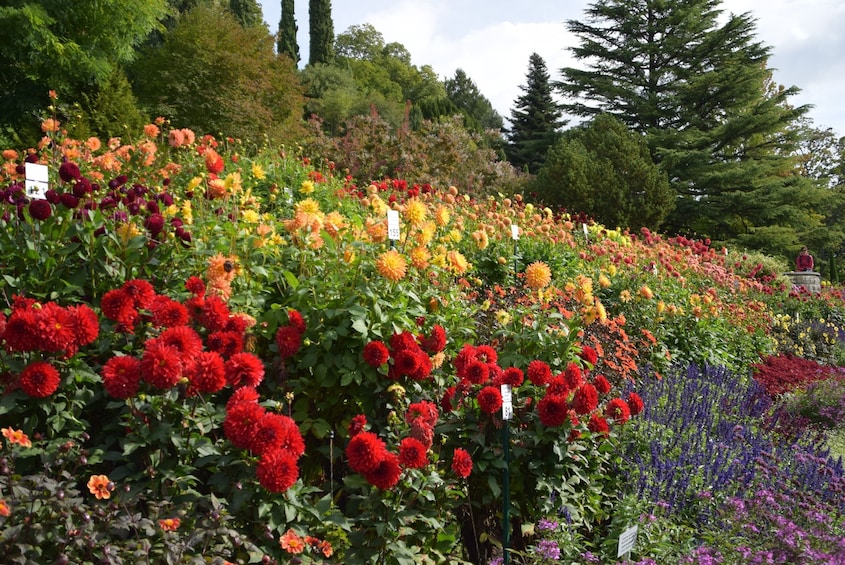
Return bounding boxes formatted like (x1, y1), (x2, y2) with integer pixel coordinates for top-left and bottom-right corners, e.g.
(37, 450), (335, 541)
(0, 295), (99, 398)
(224, 387), (305, 493)
(362, 324), (447, 381)
(447, 343), (523, 415)
(345, 398), (463, 490)
(274, 309), (306, 360)
(99, 277), (261, 399)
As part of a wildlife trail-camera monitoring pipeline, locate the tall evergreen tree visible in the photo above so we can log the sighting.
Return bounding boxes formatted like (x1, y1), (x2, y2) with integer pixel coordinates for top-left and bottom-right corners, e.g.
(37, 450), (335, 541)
(308, 0), (334, 66)
(277, 0), (300, 63)
(445, 69), (504, 132)
(229, 0), (264, 28)
(559, 0), (826, 256)
(506, 53), (565, 174)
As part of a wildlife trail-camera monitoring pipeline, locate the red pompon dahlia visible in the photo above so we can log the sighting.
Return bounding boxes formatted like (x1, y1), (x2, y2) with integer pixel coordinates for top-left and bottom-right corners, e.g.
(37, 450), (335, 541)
(28, 199), (52, 221)
(454, 343), (478, 377)
(121, 279), (156, 310)
(184, 276), (206, 297)
(406, 400), (438, 429)
(398, 437), (429, 469)
(410, 419), (435, 450)
(527, 360), (552, 386)
(205, 331), (243, 358)
(250, 412), (288, 455)
(578, 345), (598, 365)
(408, 350), (432, 381)
(441, 386), (457, 413)
(593, 374), (612, 395)
(419, 324), (447, 354)
(538, 393), (569, 427)
(198, 295), (230, 332)
(3, 308), (39, 352)
(606, 398), (631, 424)
(100, 289), (138, 332)
(588, 413), (610, 436)
(451, 448), (473, 478)
(140, 340), (183, 389)
(19, 361), (61, 397)
(563, 362), (584, 389)
(256, 448), (299, 493)
(286, 309), (306, 335)
(626, 392), (645, 416)
(68, 304), (99, 347)
(348, 414), (367, 437)
(364, 452), (402, 490)
(571, 383), (599, 415)
(275, 325), (302, 359)
(156, 326), (203, 358)
(37, 302), (76, 353)
(463, 359), (489, 385)
(477, 385), (503, 414)
(346, 431), (388, 474)
(226, 386), (260, 410)
(392, 348), (420, 377)
(224, 352), (264, 388)
(362, 340), (390, 367)
(149, 296), (189, 328)
(474, 345), (498, 364)
(187, 350), (226, 395)
(501, 367), (524, 387)
(276, 414), (305, 458)
(101, 355), (142, 399)
(389, 331), (418, 352)
(547, 375), (570, 396)
(224, 400), (266, 449)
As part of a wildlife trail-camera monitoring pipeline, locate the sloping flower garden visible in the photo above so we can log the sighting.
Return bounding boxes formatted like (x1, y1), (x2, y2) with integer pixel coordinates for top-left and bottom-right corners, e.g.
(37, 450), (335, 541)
(0, 114), (843, 564)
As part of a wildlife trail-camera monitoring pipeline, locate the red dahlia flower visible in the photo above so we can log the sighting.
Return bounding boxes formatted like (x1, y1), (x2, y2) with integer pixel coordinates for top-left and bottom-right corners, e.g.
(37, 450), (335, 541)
(224, 352), (264, 388)
(224, 401), (266, 449)
(578, 345), (598, 365)
(451, 448), (473, 478)
(546, 375), (570, 396)
(275, 325), (302, 359)
(501, 367), (524, 387)
(256, 448), (299, 492)
(101, 355), (142, 399)
(362, 340), (390, 367)
(346, 431), (388, 474)
(19, 361), (61, 397)
(398, 437), (429, 469)
(588, 413), (610, 436)
(571, 383), (599, 415)
(121, 279), (156, 310)
(226, 386), (260, 410)
(477, 385), (503, 414)
(419, 324), (447, 354)
(593, 375), (612, 395)
(348, 414), (367, 437)
(527, 360), (552, 386)
(605, 397), (631, 424)
(538, 393), (569, 427)
(563, 362), (584, 389)
(627, 392), (644, 415)
(286, 309), (306, 335)
(364, 452), (402, 490)
(187, 350), (226, 395)
(28, 199), (52, 221)
(140, 340), (183, 389)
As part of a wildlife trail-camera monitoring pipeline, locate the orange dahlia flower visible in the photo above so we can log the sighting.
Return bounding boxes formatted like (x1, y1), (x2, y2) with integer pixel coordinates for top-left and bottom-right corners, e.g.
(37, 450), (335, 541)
(525, 261), (552, 290)
(375, 249), (407, 282)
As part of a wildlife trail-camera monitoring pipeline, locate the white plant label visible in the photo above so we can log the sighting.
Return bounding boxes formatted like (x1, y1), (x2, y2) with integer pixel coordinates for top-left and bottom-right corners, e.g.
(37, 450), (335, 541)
(617, 524), (638, 557)
(387, 209), (400, 240)
(501, 384), (513, 420)
(510, 224), (519, 240)
(25, 162), (49, 199)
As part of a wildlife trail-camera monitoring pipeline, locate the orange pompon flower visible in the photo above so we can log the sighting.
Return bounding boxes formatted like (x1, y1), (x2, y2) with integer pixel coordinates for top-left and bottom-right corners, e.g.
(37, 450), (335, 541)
(2, 427), (32, 448)
(525, 261), (552, 290)
(279, 529), (306, 554)
(375, 249), (407, 282)
(639, 285), (654, 300)
(143, 124), (160, 138)
(87, 474), (113, 500)
(158, 518), (181, 531)
(41, 118), (60, 133)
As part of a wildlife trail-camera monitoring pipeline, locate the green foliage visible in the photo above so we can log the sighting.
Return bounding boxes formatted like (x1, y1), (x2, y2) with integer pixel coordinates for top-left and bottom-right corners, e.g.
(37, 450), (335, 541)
(227, 0), (264, 28)
(0, 0), (167, 146)
(506, 53), (565, 174)
(533, 113), (674, 230)
(444, 69), (504, 132)
(308, 0), (335, 66)
(277, 0), (301, 65)
(131, 4), (305, 146)
(79, 67), (147, 141)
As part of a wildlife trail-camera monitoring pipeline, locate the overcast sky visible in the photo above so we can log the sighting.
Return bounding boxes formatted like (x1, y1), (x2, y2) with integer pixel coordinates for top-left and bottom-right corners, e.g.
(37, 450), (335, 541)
(257, 0), (845, 135)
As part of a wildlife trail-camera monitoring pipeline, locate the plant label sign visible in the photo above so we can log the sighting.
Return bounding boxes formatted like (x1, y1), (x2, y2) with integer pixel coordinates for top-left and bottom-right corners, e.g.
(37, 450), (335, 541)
(501, 384), (513, 420)
(617, 524), (638, 558)
(510, 224), (519, 241)
(387, 209), (400, 241)
(25, 162), (49, 199)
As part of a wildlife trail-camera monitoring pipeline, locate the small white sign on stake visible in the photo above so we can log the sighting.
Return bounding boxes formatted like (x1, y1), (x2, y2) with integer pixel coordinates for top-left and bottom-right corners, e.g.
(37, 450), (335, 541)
(25, 162), (49, 199)
(500, 384), (513, 420)
(387, 209), (401, 241)
(617, 524), (638, 558)
(582, 222), (589, 239)
(510, 224), (519, 241)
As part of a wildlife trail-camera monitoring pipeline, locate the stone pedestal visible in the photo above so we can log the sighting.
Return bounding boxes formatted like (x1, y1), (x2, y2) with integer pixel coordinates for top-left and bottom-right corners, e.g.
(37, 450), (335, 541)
(785, 271), (821, 293)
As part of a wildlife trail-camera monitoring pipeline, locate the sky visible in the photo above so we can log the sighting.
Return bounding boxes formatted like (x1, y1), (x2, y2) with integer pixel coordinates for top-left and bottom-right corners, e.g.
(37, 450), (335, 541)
(257, 0), (845, 135)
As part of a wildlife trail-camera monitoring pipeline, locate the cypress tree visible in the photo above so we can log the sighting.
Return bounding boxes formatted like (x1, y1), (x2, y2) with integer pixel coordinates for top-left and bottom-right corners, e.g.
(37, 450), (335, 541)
(277, 0), (300, 63)
(308, 0), (334, 66)
(506, 53), (565, 174)
(559, 0), (825, 255)
(228, 0), (264, 28)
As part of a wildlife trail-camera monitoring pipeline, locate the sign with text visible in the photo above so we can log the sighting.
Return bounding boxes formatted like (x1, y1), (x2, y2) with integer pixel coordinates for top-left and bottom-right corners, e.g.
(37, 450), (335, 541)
(501, 384), (513, 420)
(25, 162), (49, 199)
(510, 224), (519, 241)
(617, 524), (638, 558)
(387, 209), (400, 241)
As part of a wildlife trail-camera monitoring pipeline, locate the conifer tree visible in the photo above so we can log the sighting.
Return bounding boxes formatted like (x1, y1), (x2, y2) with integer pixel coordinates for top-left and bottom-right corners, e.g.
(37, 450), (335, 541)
(506, 53), (565, 174)
(445, 69), (503, 132)
(559, 0), (826, 255)
(308, 0), (334, 66)
(277, 0), (300, 64)
(229, 0), (264, 28)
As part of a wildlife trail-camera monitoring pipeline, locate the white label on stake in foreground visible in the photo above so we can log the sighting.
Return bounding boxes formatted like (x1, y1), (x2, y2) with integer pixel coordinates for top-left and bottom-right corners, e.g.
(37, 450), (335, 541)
(387, 209), (400, 240)
(501, 384), (513, 420)
(617, 525), (638, 557)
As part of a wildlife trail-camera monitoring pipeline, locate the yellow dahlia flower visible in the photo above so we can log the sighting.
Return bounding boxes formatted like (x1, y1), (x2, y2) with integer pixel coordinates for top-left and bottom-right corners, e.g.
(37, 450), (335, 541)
(375, 249), (407, 282)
